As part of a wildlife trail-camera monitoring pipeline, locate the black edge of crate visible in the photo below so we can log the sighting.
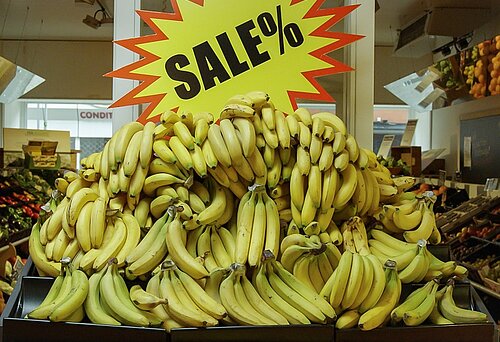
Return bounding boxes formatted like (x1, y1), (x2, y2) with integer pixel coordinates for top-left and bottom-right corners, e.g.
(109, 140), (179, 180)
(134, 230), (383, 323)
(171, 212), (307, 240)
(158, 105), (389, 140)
(169, 324), (335, 342)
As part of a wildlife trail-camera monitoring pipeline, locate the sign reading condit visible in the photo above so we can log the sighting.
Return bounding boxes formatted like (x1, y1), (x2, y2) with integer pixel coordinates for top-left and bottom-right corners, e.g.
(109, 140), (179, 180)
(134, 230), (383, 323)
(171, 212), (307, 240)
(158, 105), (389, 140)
(79, 111), (113, 120)
(107, 0), (362, 123)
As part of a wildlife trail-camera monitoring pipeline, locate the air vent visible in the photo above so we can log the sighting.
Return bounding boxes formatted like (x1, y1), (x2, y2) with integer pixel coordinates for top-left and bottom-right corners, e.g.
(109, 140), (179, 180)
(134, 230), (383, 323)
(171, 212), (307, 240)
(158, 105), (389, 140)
(396, 14), (428, 51)
(393, 7), (492, 58)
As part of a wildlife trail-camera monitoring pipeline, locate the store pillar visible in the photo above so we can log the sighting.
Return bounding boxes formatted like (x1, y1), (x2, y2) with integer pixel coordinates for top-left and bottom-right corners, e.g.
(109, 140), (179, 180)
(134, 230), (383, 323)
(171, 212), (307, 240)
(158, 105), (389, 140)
(344, 0), (375, 150)
(111, 0), (141, 134)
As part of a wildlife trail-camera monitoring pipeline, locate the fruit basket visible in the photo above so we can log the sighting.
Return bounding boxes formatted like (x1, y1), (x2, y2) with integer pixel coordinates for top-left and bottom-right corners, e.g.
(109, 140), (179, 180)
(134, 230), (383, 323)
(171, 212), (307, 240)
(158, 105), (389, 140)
(335, 282), (496, 342)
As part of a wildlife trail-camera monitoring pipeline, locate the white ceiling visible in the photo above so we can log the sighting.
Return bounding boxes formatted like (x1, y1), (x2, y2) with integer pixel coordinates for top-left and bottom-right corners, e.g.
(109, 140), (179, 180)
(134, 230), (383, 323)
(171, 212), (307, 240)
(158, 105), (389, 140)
(1, 1), (498, 46)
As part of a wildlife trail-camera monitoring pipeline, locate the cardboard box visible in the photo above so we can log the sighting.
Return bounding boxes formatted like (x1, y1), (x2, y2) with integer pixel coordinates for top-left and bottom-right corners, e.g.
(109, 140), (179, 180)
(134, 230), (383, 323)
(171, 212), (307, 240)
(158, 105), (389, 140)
(22, 141), (60, 169)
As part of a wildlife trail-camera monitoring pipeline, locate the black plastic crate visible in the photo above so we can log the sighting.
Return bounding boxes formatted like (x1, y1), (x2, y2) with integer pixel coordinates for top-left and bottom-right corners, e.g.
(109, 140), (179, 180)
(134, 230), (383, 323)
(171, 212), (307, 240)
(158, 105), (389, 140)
(335, 283), (497, 342)
(169, 324), (334, 342)
(1, 273), (167, 342)
(1, 259), (335, 342)
(428, 244), (451, 261)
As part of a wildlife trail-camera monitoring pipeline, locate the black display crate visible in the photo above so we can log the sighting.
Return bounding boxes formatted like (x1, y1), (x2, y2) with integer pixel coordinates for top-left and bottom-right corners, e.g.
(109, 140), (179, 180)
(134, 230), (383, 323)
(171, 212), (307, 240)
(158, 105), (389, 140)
(1, 257), (497, 342)
(428, 244), (451, 261)
(169, 324), (334, 342)
(0, 259), (335, 342)
(1, 274), (167, 342)
(336, 282), (497, 342)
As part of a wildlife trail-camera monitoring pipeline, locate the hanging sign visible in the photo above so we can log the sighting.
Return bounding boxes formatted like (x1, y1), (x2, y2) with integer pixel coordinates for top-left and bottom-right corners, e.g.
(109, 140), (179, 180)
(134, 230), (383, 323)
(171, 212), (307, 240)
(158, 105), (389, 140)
(107, 0), (363, 123)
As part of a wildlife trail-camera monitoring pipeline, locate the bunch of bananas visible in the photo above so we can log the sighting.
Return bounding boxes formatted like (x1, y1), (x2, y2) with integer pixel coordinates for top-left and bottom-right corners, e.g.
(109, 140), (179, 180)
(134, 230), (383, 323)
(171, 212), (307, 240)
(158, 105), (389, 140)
(280, 233), (341, 294)
(368, 229), (467, 282)
(391, 279), (439, 326)
(435, 282), (488, 324)
(234, 186), (280, 267)
(320, 217), (388, 318)
(390, 280), (487, 326)
(373, 194), (441, 244)
(182, 223), (235, 276)
(29, 90), (485, 332)
(150, 260), (227, 328)
(248, 253), (336, 325)
(333, 259), (402, 330)
(28, 259), (89, 323)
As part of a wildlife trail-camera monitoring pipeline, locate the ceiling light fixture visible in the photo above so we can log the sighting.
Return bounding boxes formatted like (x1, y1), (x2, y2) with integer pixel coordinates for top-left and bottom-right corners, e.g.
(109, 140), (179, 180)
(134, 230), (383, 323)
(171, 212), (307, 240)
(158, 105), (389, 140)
(441, 45), (452, 56)
(82, 0), (113, 29)
(83, 14), (101, 29)
(454, 33), (473, 52)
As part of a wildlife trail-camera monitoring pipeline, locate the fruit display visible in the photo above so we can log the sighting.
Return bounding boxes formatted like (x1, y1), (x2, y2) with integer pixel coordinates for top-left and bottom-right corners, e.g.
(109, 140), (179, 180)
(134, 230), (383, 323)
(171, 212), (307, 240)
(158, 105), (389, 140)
(479, 259), (500, 290)
(463, 36), (500, 98)
(440, 197), (500, 298)
(434, 58), (462, 89)
(455, 223), (499, 242)
(0, 254), (27, 314)
(0, 170), (52, 243)
(376, 156), (410, 176)
(26, 91), (490, 334)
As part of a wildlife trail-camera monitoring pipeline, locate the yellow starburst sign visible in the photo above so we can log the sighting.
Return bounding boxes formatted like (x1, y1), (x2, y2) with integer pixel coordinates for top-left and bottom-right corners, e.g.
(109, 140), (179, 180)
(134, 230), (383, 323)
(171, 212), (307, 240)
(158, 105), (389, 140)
(107, 0), (363, 123)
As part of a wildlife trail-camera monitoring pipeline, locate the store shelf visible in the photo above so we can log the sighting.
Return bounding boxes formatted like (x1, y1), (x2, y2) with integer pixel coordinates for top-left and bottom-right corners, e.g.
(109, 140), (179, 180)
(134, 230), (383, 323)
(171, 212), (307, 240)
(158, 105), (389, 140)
(470, 236), (500, 247)
(470, 280), (500, 301)
(0, 236), (29, 254)
(438, 195), (500, 234)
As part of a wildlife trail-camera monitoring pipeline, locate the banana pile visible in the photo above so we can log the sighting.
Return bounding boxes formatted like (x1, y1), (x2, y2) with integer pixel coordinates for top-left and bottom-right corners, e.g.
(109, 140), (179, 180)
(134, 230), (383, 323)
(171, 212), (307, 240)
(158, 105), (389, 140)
(28, 90), (488, 332)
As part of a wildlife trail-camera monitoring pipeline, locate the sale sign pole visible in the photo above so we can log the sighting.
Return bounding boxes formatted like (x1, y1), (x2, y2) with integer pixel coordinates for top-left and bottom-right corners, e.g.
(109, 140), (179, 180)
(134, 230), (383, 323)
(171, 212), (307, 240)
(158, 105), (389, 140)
(106, 0), (363, 123)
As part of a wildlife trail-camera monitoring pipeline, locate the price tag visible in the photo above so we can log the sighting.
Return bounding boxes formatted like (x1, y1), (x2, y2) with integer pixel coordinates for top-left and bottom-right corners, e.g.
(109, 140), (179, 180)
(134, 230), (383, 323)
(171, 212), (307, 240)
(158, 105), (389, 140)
(11, 257), (25, 283)
(484, 178), (499, 191)
(439, 170), (447, 186)
(463, 136), (472, 168)
(377, 135), (394, 158)
(400, 119), (418, 146)
(107, 1), (363, 123)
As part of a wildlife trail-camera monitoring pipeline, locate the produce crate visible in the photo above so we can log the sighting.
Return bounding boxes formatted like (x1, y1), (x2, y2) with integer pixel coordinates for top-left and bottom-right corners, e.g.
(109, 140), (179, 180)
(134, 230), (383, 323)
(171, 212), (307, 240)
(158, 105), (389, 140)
(1, 259), (335, 342)
(0, 260), (167, 342)
(335, 283), (497, 342)
(428, 244), (451, 261)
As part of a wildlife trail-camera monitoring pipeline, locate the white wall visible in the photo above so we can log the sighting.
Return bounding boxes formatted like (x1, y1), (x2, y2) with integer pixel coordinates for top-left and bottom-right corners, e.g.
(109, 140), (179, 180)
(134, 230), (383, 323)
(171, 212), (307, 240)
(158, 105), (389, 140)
(409, 109), (431, 151)
(431, 95), (500, 175)
(2, 101), (24, 128)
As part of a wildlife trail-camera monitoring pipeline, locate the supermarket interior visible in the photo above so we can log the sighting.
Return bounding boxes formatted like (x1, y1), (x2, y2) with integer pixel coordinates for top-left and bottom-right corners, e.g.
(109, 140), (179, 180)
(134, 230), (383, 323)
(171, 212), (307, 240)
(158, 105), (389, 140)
(0, 0), (499, 341)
